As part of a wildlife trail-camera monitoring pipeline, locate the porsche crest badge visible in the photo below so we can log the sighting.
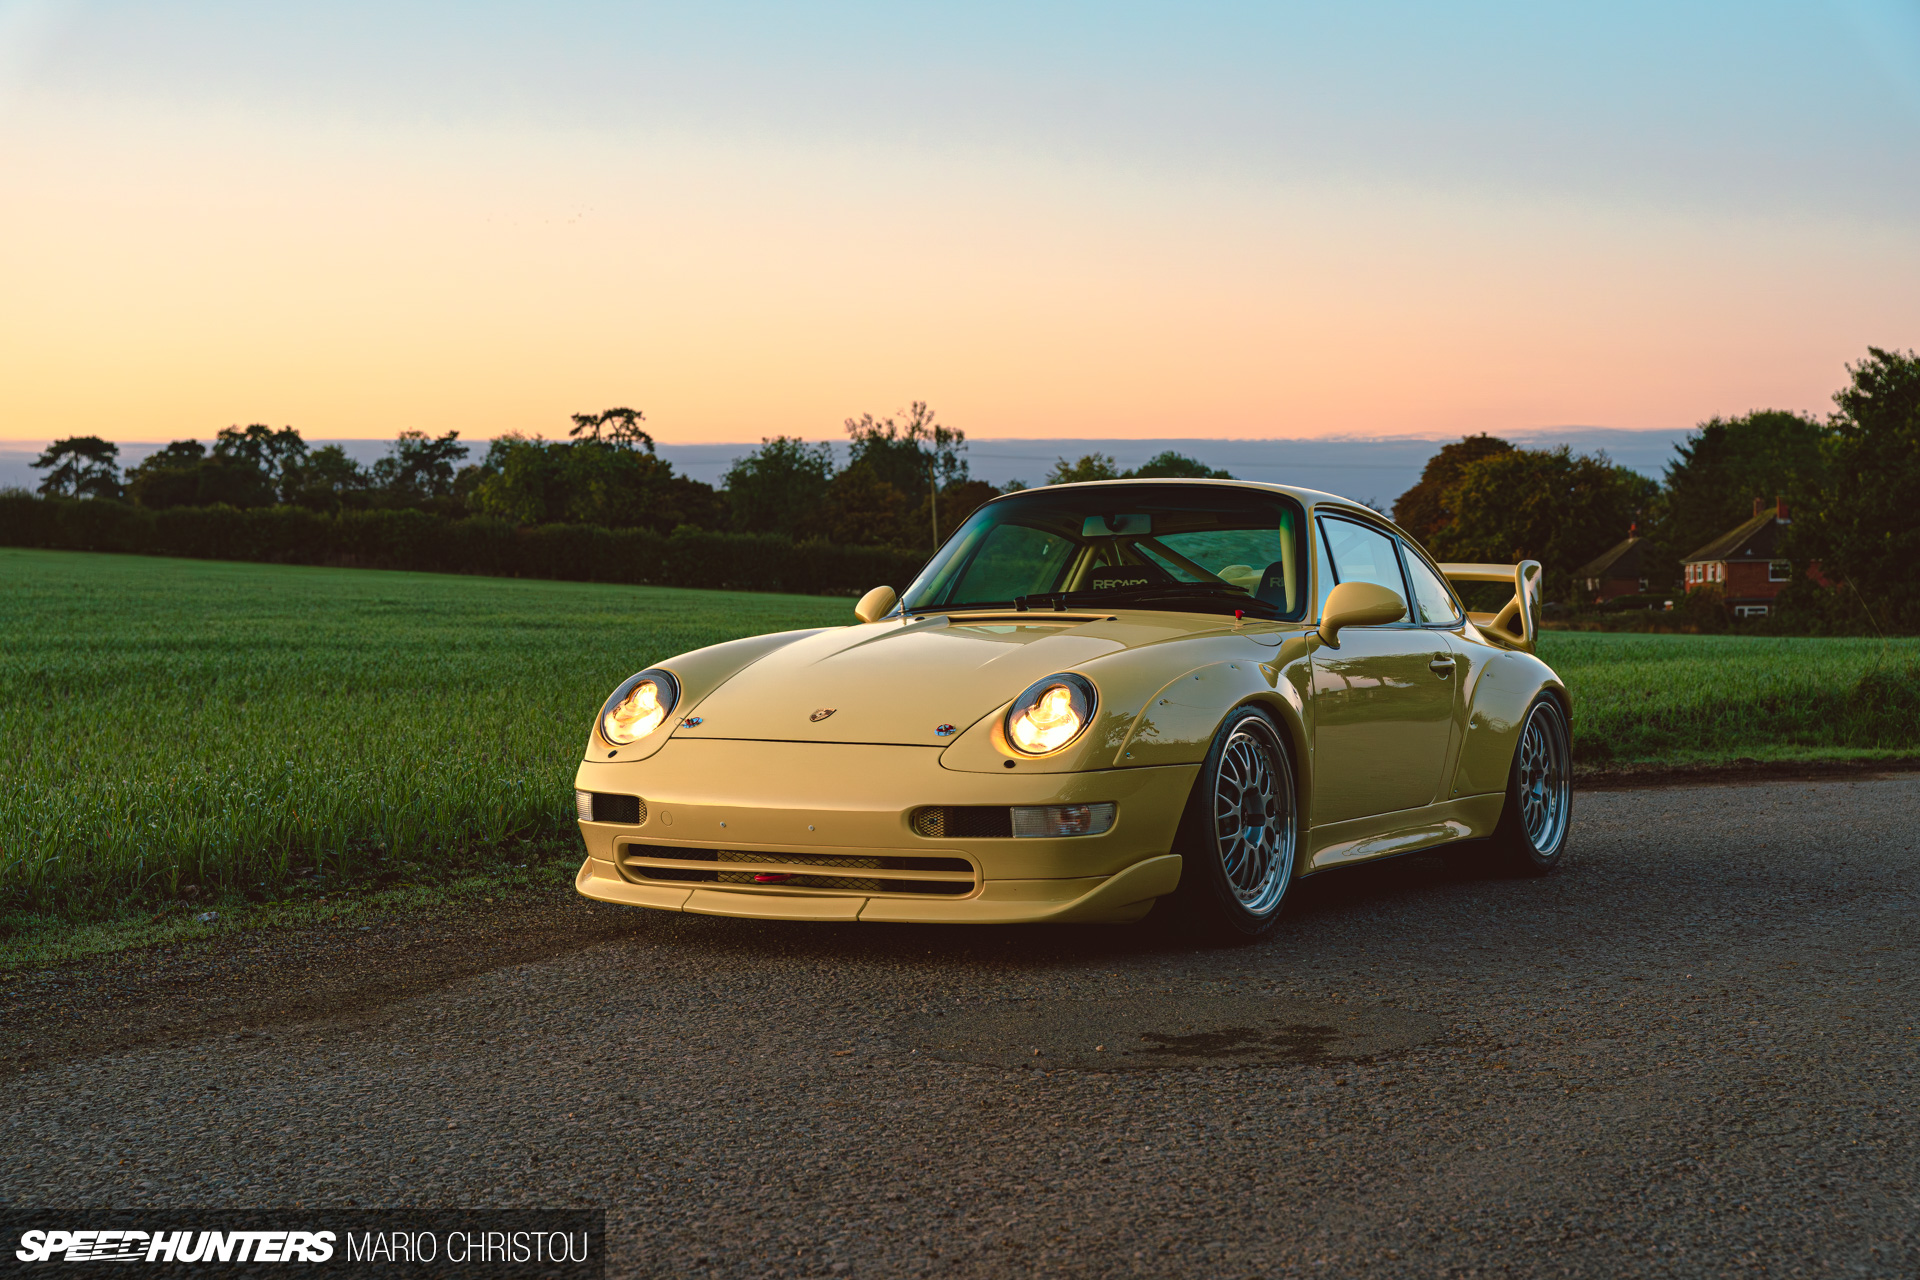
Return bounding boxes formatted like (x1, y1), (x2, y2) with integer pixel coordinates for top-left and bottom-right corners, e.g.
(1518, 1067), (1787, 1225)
(809, 708), (836, 722)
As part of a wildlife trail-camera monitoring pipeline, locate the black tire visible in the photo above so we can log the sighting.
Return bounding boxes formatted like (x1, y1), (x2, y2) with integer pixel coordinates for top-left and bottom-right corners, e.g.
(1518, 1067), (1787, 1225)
(1163, 706), (1301, 943)
(1484, 694), (1573, 875)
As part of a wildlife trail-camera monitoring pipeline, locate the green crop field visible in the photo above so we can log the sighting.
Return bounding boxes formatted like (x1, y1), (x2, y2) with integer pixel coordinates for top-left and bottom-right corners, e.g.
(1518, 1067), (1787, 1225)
(0, 549), (854, 920)
(1537, 631), (1920, 764)
(3, 549), (1916, 924)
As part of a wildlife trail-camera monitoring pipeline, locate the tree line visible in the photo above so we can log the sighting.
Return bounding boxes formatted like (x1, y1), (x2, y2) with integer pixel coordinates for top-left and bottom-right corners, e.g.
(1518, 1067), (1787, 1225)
(20, 346), (1914, 629)
(1390, 346), (1918, 631)
(26, 402), (1234, 558)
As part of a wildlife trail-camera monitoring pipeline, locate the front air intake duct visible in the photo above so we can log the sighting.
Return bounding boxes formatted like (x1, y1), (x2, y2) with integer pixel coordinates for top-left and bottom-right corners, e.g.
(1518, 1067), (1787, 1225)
(575, 790), (645, 825)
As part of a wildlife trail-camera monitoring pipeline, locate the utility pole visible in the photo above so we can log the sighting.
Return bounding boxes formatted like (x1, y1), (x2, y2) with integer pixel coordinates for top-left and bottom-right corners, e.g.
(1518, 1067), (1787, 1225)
(930, 456), (940, 548)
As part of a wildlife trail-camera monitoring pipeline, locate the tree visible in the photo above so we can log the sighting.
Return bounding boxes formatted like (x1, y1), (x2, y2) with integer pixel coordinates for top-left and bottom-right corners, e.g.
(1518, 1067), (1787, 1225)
(468, 432), (719, 531)
(725, 437), (835, 538)
(213, 424), (308, 493)
(827, 401), (966, 549)
(30, 437), (122, 499)
(821, 466), (915, 547)
(125, 438), (276, 509)
(283, 445), (371, 512)
(1038, 449), (1230, 489)
(126, 441), (208, 508)
(1392, 434), (1514, 545)
(568, 407), (654, 451)
(1046, 453), (1120, 485)
(1126, 451), (1232, 479)
(670, 473), (728, 530)
(843, 402), (965, 489)
(1778, 347), (1920, 630)
(467, 436), (555, 525)
(1430, 446), (1660, 602)
(371, 430), (468, 504)
(1659, 410), (1826, 562)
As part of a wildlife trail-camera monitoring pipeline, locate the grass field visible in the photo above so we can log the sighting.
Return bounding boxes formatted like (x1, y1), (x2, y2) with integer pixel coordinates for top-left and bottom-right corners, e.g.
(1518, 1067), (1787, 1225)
(3, 549), (1916, 925)
(1538, 631), (1920, 763)
(0, 549), (852, 921)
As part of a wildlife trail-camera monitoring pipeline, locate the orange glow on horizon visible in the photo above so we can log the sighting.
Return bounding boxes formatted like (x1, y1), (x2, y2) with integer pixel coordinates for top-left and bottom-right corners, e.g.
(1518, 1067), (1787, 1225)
(2, 105), (1912, 448)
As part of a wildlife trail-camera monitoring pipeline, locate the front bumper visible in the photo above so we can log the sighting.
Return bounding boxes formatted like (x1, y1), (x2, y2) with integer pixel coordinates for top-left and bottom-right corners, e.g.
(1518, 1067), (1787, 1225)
(573, 740), (1197, 924)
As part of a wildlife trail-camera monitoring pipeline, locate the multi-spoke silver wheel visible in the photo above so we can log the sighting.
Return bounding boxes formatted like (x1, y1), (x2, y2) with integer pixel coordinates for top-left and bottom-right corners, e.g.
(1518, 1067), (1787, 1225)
(1515, 700), (1570, 856)
(1210, 718), (1295, 917)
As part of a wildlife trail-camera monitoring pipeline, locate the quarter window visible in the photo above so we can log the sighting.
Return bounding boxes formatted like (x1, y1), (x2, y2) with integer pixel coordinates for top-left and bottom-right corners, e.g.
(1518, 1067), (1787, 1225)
(1400, 545), (1462, 625)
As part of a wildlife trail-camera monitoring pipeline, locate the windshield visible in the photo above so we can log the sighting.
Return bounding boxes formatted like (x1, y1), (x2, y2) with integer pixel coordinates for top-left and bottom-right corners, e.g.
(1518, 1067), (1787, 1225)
(900, 484), (1308, 619)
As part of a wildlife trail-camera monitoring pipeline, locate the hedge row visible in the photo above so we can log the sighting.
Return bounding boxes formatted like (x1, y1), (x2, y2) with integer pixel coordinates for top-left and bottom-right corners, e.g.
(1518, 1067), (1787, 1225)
(0, 495), (927, 597)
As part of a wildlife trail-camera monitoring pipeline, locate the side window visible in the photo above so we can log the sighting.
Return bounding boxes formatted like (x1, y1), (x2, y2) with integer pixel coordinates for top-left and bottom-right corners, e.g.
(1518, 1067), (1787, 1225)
(1318, 517), (1410, 621)
(1400, 544), (1462, 625)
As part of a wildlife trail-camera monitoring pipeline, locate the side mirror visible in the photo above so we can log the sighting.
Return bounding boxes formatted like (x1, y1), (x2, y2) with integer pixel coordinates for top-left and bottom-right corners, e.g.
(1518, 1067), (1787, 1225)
(854, 585), (898, 624)
(1317, 581), (1406, 648)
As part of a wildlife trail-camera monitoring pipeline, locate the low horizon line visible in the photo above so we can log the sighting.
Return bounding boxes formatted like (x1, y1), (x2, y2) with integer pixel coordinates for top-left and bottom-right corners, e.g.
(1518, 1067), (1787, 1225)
(0, 424), (1694, 449)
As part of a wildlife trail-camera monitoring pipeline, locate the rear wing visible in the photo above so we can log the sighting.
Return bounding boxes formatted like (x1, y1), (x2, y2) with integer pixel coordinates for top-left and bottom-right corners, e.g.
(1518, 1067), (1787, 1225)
(1438, 560), (1542, 654)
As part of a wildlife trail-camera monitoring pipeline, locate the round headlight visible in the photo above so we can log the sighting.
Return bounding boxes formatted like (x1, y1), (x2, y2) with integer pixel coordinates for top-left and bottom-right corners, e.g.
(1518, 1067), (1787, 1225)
(1005, 673), (1097, 755)
(599, 669), (680, 745)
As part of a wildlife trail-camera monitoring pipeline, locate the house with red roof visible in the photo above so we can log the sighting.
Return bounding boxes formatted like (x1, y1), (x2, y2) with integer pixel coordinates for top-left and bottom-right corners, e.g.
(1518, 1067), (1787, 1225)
(1575, 530), (1648, 603)
(1681, 496), (1806, 618)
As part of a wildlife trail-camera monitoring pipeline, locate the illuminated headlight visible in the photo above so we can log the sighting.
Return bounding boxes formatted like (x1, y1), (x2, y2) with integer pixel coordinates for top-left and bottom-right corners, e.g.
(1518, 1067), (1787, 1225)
(598, 669), (680, 745)
(1012, 803), (1116, 838)
(1005, 673), (1097, 755)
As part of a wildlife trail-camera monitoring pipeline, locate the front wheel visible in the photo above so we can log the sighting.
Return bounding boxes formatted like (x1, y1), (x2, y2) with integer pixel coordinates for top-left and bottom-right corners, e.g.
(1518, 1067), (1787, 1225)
(1486, 694), (1572, 874)
(1164, 706), (1300, 943)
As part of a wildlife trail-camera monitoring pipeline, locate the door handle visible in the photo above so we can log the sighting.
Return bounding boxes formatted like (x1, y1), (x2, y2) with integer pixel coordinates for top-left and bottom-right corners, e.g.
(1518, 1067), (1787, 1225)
(1429, 654), (1456, 676)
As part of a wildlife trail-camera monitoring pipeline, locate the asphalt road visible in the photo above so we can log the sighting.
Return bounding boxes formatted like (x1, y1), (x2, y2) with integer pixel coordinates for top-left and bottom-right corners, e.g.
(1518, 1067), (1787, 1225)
(4, 775), (1917, 1278)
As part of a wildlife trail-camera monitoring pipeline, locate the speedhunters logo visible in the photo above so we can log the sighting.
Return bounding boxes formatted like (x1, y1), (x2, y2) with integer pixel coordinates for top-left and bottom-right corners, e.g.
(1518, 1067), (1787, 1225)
(16, 1230), (335, 1262)
(3, 1214), (602, 1277)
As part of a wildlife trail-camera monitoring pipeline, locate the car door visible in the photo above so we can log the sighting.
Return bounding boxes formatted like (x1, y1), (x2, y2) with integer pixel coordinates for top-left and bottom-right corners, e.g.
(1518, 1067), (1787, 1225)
(1309, 515), (1459, 824)
(1394, 536), (1474, 802)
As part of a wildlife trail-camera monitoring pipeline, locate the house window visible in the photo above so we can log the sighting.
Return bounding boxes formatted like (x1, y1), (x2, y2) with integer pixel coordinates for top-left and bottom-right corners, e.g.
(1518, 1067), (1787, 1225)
(1735, 604), (1769, 618)
(1770, 560), (1790, 582)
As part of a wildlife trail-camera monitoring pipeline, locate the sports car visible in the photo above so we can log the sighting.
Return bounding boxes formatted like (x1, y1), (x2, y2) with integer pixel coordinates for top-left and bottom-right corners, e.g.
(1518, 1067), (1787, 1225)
(573, 479), (1571, 941)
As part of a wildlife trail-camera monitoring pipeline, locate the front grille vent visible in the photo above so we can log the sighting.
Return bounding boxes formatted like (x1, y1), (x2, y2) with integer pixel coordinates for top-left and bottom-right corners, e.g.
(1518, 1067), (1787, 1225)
(582, 791), (644, 825)
(620, 846), (975, 896)
(910, 806), (1013, 839)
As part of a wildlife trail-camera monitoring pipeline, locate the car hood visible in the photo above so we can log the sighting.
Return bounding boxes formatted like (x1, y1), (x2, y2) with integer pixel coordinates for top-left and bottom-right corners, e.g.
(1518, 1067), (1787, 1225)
(669, 612), (1217, 746)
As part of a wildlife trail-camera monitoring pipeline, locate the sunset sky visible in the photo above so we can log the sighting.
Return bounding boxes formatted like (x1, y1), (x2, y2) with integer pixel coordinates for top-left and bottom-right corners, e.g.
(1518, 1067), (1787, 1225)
(3, 1), (1918, 447)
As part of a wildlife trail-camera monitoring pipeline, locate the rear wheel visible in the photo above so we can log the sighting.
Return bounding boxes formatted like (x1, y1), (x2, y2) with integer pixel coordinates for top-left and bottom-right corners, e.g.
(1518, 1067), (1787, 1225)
(1485, 694), (1572, 874)
(1164, 707), (1299, 942)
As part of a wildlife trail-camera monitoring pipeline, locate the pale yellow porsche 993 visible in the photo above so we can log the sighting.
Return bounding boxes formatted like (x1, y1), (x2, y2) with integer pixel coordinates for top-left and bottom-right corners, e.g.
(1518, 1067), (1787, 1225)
(573, 480), (1571, 942)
